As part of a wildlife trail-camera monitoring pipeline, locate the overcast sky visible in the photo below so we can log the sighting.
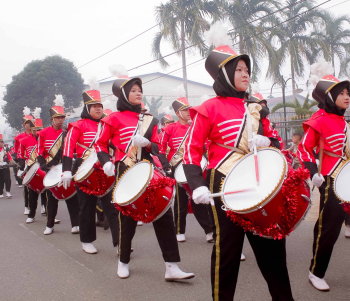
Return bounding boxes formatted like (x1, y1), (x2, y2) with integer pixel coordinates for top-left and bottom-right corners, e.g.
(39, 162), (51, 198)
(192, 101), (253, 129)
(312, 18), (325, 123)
(1, 0), (349, 102)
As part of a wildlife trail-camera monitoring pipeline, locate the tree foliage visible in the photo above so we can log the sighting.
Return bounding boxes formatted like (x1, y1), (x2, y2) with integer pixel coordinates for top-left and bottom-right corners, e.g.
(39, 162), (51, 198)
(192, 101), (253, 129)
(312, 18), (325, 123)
(271, 94), (318, 118)
(3, 55), (84, 130)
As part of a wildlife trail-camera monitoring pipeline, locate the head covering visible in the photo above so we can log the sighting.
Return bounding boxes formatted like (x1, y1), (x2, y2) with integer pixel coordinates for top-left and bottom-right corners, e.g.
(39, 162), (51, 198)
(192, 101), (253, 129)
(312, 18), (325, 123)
(27, 119), (35, 129)
(33, 119), (43, 131)
(113, 76), (143, 113)
(102, 109), (113, 118)
(172, 97), (191, 113)
(161, 114), (174, 126)
(23, 115), (34, 125)
(205, 45), (251, 99)
(50, 95), (66, 118)
(81, 90), (104, 122)
(247, 92), (269, 118)
(313, 75), (350, 116)
(0, 134), (3, 141)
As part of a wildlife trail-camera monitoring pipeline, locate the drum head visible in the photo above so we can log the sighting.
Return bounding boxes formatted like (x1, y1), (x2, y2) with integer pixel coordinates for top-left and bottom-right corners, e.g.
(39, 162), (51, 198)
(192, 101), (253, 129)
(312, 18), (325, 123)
(23, 163), (39, 185)
(114, 161), (153, 205)
(74, 152), (97, 181)
(222, 148), (286, 212)
(43, 164), (62, 188)
(334, 160), (350, 203)
(174, 156), (207, 184)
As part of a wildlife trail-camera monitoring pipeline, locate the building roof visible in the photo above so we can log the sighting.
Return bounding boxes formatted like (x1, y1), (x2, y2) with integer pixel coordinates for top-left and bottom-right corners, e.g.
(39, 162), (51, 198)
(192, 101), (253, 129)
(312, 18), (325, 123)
(267, 94), (312, 109)
(100, 72), (213, 89)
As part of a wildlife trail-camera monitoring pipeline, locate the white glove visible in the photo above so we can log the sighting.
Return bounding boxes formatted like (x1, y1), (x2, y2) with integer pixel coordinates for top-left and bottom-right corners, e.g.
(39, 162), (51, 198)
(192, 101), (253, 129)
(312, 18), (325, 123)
(132, 134), (150, 147)
(316, 159), (320, 167)
(61, 171), (72, 190)
(312, 174), (325, 188)
(192, 186), (214, 205)
(103, 161), (115, 177)
(249, 134), (271, 152)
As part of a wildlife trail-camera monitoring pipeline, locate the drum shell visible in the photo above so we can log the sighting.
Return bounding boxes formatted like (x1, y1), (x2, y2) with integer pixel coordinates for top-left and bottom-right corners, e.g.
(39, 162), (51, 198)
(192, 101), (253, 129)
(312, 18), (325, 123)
(23, 164), (46, 194)
(238, 180), (311, 236)
(49, 183), (76, 201)
(117, 168), (174, 222)
(76, 170), (115, 198)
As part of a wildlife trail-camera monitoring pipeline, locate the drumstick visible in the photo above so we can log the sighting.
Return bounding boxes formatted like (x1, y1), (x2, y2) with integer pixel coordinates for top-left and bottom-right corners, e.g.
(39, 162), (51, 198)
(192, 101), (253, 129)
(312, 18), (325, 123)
(209, 188), (256, 198)
(137, 114), (143, 162)
(254, 145), (259, 186)
(318, 137), (324, 177)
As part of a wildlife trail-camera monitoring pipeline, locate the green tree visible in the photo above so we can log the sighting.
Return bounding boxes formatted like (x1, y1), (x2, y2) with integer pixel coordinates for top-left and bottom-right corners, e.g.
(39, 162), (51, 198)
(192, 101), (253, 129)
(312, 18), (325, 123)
(3, 55), (84, 130)
(271, 93), (318, 118)
(143, 96), (164, 120)
(152, 0), (219, 97)
(311, 12), (350, 75)
(222, 0), (280, 82)
(268, 0), (324, 92)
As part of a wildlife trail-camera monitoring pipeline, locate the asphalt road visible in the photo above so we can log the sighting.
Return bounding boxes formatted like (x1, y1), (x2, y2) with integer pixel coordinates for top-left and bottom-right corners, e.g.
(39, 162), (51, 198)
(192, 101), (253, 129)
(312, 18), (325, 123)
(1, 177), (349, 301)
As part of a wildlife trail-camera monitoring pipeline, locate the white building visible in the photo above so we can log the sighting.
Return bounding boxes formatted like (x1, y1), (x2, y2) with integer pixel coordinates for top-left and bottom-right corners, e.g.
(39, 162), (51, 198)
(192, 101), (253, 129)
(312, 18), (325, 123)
(98, 72), (215, 111)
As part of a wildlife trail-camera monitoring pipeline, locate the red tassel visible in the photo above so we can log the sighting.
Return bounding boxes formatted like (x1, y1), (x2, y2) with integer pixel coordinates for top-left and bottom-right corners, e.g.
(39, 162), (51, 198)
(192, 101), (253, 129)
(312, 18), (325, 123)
(187, 199), (193, 214)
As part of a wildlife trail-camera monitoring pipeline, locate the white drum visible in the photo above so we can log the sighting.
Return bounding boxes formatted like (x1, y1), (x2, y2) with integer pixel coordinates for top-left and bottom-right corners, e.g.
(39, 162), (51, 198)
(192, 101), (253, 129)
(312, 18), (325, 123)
(334, 159), (350, 203)
(17, 164), (28, 178)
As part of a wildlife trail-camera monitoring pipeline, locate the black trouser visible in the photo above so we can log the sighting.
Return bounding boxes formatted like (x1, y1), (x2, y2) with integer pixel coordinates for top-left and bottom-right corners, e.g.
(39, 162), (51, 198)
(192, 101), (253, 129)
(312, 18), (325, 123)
(13, 166), (23, 185)
(174, 183), (212, 235)
(310, 176), (347, 278)
(0, 168), (11, 194)
(345, 215), (350, 226)
(75, 187), (119, 245)
(207, 169), (293, 301)
(46, 190), (80, 228)
(28, 188), (39, 218)
(28, 190), (47, 218)
(24, 186), (29, 207)
(116, 161), (180, 264)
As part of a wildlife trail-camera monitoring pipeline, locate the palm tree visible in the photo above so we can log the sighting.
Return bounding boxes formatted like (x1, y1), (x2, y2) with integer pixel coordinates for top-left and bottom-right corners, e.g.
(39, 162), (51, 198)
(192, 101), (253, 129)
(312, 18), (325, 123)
(271, 93), (318, 119)
(222, 0), (280, 82)
(311, 12), (350, 76)
(152, 0), (219, 97)
(267, 0), (324, 93)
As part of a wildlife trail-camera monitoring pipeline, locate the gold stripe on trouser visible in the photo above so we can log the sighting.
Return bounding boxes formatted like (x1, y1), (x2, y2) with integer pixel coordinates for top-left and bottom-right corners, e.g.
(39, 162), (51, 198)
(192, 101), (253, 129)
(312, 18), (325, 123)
(311, 177), (330, 274)
(96, 205), (103, 212)
(176, 183), (180, 234)
(210, 169), (220, 301)
(118, 211), (121, 255)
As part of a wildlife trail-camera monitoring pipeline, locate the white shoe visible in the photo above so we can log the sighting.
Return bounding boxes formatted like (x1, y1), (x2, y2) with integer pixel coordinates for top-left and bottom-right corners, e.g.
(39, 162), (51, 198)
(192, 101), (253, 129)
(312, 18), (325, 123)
(54, 219), (60, 224)
(165, 262), (195, 281)
(6, 192), (12, 198)
(24, 207), (29, 215)
(19, 185), (23, 188)
(26, 217), (35, 224)
(309, 271), (330, 291)
(71, 226), (79, 234)
(117, 260), (130, 279)
(345, 225), (350, 238)
(44, 227), (54, 235)
(82, 243), (97, 254)
(16, 181), (19, 185)
(176, 234), (186, 242)
(206, 232), (214, 243)
(0, 194), (4, 198)
(137, 221), (143, 226)
(41, 205), (46, 214)
(241, 253), (246, 261)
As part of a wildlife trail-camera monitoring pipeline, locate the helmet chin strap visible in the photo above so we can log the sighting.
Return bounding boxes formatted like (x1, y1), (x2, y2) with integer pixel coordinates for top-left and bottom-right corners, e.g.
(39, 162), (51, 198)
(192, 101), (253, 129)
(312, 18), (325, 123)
(222, 65), (238, 91)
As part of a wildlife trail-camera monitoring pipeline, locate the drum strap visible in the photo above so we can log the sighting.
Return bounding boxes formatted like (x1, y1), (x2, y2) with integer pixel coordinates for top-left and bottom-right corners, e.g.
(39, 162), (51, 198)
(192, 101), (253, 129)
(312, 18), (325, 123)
(245, 103), (253, 141)
(214, 143), (244, 154)
(323, 150), (347, 161)
(169, 127), (191, 166)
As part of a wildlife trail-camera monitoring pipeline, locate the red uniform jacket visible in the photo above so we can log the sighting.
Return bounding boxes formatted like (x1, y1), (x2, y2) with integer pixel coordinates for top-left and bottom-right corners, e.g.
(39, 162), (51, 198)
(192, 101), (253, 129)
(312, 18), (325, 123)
(95, 111), (159, 166)
(298, 109), (349, 177)
(14, 132), (31, 154)
(37, 126), (63, 160)
(63, 119), (100, 171)
(159, 121), (189, 161)
(183, 96), (280, 190)
(18, 134), (37, 162)
(0, 147), (12, 163)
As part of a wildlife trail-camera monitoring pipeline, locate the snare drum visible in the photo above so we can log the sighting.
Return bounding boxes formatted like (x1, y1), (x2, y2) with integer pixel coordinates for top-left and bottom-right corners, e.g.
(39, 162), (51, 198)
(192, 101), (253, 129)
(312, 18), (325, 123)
(74, 151), (115, 197)
(113, 160), (175, 223)
(222, 148), (311, 239)
(333, 159), (350, 214)
(23, 163), (46, 193)
(174, 156), (208, 196)
(43, 164), (76, 201)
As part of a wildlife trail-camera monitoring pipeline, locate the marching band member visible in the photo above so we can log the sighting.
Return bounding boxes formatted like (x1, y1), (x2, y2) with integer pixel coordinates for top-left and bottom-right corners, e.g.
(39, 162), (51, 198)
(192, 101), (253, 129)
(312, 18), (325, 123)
(37, 96), (80, 235)
(15, 109), (33, 214)
(62, 89), (120, 254)
(9, 144), (22, 187)
(158, 98), (213, 243)
(19, 116), (48, 223)
(96, 75), (194, 281)
(183, 45), (293, 300)
(0, 134), (13, 198)
(298, 60), (350, 291)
